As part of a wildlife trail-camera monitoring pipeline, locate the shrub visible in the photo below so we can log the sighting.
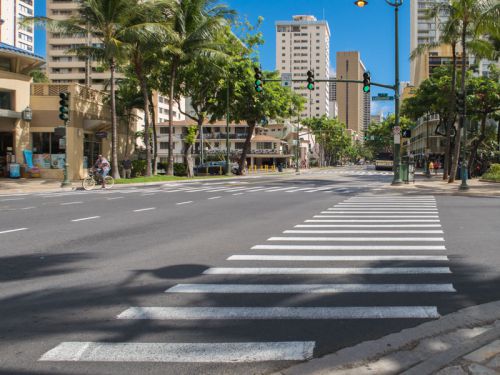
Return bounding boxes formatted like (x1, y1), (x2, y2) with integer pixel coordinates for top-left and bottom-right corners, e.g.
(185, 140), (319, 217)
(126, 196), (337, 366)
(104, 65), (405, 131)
(482, 163), (500, 182)
(131, 160), (146, 177)
(174, 163), (187, 176)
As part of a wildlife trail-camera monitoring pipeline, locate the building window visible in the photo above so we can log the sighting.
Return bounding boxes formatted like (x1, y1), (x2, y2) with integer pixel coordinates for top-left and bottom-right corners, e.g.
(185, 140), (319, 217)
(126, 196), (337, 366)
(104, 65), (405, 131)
(160, 127), (169, 134)
(31, 132), (66, 169)
(160, 142), (169, 150)
(0, 91), (13, 110)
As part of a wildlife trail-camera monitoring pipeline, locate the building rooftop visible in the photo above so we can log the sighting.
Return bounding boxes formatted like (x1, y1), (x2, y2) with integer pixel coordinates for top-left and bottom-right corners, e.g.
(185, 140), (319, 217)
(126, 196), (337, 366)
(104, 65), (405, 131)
(0, 43), (45, 62)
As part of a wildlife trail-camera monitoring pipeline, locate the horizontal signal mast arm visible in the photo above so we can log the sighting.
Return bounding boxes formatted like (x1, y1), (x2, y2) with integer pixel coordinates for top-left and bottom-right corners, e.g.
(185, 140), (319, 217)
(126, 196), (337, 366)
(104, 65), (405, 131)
(262, 78), (395, 91)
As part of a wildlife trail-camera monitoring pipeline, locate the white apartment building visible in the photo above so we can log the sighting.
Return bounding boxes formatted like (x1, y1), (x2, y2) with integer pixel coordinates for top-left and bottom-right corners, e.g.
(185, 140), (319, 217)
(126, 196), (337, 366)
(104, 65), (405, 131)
(0, 0), (35, 52)
(275, 15), (330, 119)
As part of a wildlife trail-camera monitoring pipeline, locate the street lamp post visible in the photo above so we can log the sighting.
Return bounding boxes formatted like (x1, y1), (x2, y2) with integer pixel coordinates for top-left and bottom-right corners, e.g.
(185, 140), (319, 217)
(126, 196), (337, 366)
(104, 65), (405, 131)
(355, 0), (403, 185)
(226, 81), (230, 175)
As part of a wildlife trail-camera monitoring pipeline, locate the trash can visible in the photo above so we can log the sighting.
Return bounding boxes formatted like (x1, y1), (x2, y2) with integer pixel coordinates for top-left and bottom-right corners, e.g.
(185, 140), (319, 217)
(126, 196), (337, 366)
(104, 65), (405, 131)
(278, 163), (283, 172)
(9, 163), (21, 178)
(401, 163), (409, 183)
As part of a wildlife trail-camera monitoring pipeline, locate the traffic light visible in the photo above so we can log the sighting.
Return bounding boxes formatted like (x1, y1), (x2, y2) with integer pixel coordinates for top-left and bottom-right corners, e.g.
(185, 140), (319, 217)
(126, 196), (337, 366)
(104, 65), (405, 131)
(59, 92), (70, 121)
(254, 67), (263, 93)
(456, 93), (465, 113)
(402, 129), (411, 138)
(362, 72), (371, 93)
(306, 70), (315, 90)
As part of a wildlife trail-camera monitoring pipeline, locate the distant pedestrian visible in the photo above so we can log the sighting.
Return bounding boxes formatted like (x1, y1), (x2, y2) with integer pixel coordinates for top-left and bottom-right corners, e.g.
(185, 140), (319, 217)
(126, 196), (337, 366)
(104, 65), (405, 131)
(428, 161), (434, 175)
(434, 160), (440, 175)
(122, 158), (132, 179)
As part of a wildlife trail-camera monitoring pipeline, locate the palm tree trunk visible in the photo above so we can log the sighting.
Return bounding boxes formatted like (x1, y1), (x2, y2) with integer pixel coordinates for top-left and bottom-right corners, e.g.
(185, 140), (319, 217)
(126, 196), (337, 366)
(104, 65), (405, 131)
(149, 94), (158, 175)
(444, 42), (458, 180)
(167, 60), (178, 176)
(135, 56), (152, 177)
(238, 120), (255, 175)
(109, 58), (120, 179)
(449, 24), (467, 183)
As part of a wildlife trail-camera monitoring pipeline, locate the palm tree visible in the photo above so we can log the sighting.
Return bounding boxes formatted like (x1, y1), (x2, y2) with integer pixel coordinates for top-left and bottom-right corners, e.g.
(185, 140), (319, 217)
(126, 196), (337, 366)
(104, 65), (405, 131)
(28, 0), (141, 179)
(120, 1), (168, 176)
(446, 0), (499, 182)
(410, 12), (460, 180)
(158, 0), (233, 175)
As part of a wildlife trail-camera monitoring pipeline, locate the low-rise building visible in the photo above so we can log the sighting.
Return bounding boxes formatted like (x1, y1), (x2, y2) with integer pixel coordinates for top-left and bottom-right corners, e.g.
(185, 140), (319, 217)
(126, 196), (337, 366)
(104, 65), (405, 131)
(408, 114), (445, 161)
(156, 120), (317, 169)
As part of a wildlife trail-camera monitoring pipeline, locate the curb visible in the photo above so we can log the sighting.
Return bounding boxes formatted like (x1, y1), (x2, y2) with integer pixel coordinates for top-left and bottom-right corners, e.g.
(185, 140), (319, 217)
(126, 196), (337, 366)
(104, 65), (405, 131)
(274, 300), (500, 375)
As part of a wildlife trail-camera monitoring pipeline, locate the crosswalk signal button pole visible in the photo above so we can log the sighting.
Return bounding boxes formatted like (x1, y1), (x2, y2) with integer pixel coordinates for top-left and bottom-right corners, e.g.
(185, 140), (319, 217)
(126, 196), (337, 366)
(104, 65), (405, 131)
(306, 70), (315, 90)
(363, 72), (371, 93)
(59, 92), (70, 121)
(254, 67), (263, 93)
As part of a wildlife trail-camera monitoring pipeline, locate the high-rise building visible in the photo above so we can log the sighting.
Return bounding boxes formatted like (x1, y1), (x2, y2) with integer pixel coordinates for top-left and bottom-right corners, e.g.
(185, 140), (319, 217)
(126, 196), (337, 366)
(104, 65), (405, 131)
(275, 15), (330, 119)
(336, 51), (369, 136)
(0, 0), (35, 52)
(45, 0), (184, 124)
(410, 0), (498, 85)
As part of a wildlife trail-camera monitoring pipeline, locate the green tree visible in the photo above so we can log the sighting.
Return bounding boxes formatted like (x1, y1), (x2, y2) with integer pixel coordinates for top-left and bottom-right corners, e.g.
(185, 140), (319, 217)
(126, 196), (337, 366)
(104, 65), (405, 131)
(466, 72), (500, 174)
(365, 115), (413, 157)
(212, 62), (305, 174)
(302, 116), (352, 165)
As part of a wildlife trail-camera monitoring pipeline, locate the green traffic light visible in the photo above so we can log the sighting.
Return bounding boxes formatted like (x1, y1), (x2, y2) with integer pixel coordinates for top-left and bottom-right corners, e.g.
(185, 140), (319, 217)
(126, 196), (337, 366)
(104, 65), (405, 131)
(255, 79), (262, 86)
(307, 83), (314, 90)
(255, 86), (263, 93)
(363, 85), (370, 93)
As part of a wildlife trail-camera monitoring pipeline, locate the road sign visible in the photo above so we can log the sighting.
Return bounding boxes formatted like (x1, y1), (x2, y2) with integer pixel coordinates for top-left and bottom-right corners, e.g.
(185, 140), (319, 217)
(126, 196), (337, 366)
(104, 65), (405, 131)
(393, 126), (401, 135)
(372, 93), (394, 101)
(281, 73), (292, 87)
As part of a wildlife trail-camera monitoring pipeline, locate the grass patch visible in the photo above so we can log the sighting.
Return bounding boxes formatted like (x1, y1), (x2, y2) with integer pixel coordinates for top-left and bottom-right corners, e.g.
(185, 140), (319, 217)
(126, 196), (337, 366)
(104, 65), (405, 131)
(481, 164), (500, 182)
(115, 174), (231, 184)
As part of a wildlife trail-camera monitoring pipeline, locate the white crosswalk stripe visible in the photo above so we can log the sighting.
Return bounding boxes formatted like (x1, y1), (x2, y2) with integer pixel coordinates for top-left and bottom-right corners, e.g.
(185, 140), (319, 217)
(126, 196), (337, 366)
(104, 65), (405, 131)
(40, 194), (455, 366)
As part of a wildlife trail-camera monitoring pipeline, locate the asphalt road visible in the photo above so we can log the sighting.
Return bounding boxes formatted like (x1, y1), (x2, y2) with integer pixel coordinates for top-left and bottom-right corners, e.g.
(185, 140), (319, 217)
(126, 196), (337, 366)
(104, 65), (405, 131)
(0, 167), (499, 375)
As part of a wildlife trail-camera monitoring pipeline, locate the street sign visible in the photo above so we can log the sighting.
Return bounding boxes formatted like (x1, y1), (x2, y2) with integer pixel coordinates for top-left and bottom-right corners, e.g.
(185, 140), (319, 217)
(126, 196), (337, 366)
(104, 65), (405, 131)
(372, 93), (394, 101)
(95, 131), (108, 139)
(281, 73), (292, 87)
(393, 126), (401, 135)
(393, 126), (401, 145)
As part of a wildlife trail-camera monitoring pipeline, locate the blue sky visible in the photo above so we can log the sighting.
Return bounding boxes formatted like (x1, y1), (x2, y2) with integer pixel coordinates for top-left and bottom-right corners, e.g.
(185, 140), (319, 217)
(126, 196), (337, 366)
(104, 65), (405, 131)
(35, 0), (410, 114)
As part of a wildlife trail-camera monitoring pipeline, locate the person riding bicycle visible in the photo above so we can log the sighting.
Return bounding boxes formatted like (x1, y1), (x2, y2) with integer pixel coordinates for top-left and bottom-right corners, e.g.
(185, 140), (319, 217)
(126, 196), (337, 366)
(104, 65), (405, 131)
(93, 155), (111, 188)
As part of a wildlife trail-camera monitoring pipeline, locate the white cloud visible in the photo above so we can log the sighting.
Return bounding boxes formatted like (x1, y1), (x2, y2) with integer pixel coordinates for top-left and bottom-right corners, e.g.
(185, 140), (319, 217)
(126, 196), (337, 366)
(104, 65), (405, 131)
(371, 101), (394, 116)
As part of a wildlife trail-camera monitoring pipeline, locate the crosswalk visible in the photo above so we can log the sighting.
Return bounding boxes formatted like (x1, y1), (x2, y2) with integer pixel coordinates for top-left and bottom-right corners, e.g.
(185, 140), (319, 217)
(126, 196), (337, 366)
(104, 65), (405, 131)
(312, 170), (392, 176)
(40, 194), (454, 366)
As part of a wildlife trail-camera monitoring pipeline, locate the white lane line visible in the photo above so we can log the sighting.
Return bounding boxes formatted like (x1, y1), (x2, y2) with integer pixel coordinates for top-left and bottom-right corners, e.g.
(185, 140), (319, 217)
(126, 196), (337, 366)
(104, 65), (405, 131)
(265, 187), (298, 192)
(60, 201), (83, 206)
(0, 198), (25, 202)
(285, 187), (315, 193)
(0, 193), (28, 197)
(107, 196), (124, 200)
(268, 237), (444, 242)
(284, 230), (444, 234)
(233, 193), (244, 196)
(228, 255), (449, 261)
(203, 267), (451, 275)
(327, 208), (438, 211)
(71, 216), (100, 222)
(162, 189), (183, 193)
(295, 224), (442, 228)
(208, 196), (221, 200)
(251, 245), (446, 251)
(314, 216), (439, 218)
(306, 219), (441, 223)
(133, 207), (156, 212)
(117, 306), (440, 320)
(176, 201), (193, 205)
(246, 187), (275, 192)
(39, 341), (315, 362)
(20, 206), (36, 210)
(320, 212), (438, 215)
(141, 193), (156, 196)
(0, 227), (28, 235)
(337, 204), (436, 206)
(166, 283), (456, 294)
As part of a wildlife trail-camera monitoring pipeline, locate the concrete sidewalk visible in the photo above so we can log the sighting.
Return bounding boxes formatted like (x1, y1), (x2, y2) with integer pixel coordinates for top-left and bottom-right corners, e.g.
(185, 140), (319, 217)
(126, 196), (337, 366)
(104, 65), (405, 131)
(389, 173), (500, 197)
(276, 300), (500, 375)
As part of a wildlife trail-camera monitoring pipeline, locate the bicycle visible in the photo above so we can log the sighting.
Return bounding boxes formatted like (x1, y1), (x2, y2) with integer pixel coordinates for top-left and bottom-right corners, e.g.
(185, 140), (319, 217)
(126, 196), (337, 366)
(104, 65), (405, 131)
(82, 169), (114, 191)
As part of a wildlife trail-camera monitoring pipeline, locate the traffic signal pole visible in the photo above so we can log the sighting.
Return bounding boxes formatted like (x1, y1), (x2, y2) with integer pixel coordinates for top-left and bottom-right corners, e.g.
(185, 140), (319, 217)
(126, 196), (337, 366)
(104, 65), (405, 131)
(59, 92), (71, 187)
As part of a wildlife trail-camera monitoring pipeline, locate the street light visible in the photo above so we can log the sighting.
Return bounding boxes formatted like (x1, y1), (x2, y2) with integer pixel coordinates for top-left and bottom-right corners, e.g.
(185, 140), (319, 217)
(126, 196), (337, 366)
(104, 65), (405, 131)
(356, 0), (403, 185)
